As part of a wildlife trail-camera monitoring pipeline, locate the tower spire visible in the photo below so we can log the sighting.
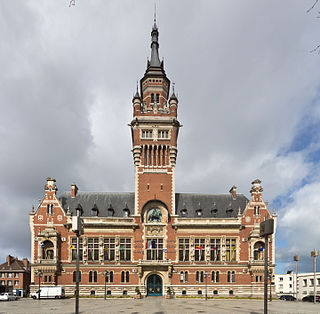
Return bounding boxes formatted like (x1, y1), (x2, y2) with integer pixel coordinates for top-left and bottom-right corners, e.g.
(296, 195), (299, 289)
(150, 10), (161, 67)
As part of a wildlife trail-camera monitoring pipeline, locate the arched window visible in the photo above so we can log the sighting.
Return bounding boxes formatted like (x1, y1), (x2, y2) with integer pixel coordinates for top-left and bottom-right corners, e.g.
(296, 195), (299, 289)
(110, 271), (113, 283)
(231, 271), (235, 283)
(254, 206), (260, 216)
(254, 241), (265, 261)
(216, 271), (220, 283)
(107, 207), (114, 217)
(180, 271), (184, 282)
(73, 271), (81, 282)
(105, 271), (109, 283)
(156, 93), (160, 103)
(227, 271), (231, 283)
(126, 271), (129, 283)
(196, 271), (199, 283)
(147, 208), (162, 222)
(42, 240), (54, 260)
(185, 271), (188, 283)
(151, 93), (155, 103)
(211, 271), (215, 283)
(200, 271), (204, 283)
(89, 271), (92, 283)
(91, 204), (99, 216)
(121, 271), (125, 283)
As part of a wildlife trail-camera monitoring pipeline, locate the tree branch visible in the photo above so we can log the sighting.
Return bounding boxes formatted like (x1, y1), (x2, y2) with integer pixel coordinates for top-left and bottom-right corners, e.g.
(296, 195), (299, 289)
(307, 0), (319, 13)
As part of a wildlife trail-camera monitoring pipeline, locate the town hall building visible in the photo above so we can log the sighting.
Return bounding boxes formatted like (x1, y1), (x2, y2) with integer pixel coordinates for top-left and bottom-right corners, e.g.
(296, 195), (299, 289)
(29, 19), (277, 297)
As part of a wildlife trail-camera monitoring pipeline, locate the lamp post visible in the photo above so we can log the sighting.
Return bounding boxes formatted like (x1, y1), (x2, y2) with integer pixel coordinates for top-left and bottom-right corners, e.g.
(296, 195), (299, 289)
(204, 271), (209, 300)
(311, 249), (318, 304)
(35, 270), (43, 300)
(294, 255), (299, 301)
(103, 271), (107, 300)
(72, 204), (83, 314)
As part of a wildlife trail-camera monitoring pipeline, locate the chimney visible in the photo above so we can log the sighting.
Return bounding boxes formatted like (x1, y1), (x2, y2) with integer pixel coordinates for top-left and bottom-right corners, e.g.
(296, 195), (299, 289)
(229, 185), (237, 200)
(71, 183), (78, 198)
(22, 258), (29, 267)
(6, 255), (13, 266)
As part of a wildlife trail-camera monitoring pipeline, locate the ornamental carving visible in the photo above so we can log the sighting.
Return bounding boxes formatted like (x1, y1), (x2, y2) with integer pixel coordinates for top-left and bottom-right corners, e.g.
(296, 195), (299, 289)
(145, 225), (163, 236)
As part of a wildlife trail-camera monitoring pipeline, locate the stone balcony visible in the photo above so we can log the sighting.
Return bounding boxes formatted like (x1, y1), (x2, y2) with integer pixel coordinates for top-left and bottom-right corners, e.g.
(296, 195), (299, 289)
(138, 259), (172, 266)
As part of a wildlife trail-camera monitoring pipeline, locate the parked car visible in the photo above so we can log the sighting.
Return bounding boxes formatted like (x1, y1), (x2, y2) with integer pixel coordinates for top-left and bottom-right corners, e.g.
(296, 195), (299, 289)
(279, 295), (296, 301)
(302, 295), (320, 302)
(0, 293), (18, 301)
(31, 286), (65, 299)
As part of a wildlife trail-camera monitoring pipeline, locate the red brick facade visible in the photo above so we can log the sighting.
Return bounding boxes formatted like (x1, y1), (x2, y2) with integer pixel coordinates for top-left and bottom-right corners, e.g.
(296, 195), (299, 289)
(29, 21), (276, 297)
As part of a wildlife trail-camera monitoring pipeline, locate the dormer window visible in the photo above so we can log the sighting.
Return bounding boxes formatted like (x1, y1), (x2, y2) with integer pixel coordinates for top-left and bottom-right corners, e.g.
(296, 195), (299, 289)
(196, 209), (202, 217)
(107, 206), (114, 217)
(211, 209), (218, 218)
(181, 209), (187, 217)
(123, 208), (130, 217)
(91, 204), (99, 217)
(226, 208), (233, 218)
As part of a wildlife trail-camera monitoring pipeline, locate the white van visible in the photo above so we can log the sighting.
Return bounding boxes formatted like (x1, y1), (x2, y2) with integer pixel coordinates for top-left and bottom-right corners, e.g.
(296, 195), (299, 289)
(31, 286), (65, 299)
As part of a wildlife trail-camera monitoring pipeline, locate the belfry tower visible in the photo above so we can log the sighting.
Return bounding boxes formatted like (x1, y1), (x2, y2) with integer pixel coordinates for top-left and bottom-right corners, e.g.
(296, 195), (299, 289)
(130, 18), (181, 216)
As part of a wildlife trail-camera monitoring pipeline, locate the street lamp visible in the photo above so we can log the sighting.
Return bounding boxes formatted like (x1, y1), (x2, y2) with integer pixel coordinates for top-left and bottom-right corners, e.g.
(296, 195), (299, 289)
(294, 255), (299, 301)
(35, 270), (43, 300)
(72, 204), (83, 314)
(103, 271), (107, 300)
(204, 271), (209, 301)
(311, 249), (318, 304)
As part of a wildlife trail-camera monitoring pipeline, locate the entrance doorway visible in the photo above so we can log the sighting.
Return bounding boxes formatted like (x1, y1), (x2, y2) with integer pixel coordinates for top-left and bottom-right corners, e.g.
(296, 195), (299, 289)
(147, 274), (162, 296)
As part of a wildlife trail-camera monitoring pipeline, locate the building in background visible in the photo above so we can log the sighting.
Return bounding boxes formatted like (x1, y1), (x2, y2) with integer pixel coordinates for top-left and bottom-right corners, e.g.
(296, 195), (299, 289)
(29, 19), (277, 297)
(275, 272), (295, 297)
(0, 255), (30, 297)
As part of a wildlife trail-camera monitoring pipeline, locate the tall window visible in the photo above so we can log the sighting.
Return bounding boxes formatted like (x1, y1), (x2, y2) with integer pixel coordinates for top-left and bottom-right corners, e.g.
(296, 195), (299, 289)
(47, 204), (53, 215)
(88, 238), (99, 261)
(104, 238), (115, 261)
(158, 130), (169, 139)
(89, 271), (97, 283)
(179, 239), (190, 261)
(226, 238), (236, 261)
(71, 238), (83, 261)
(121, 271), (129, 283)
(180, 271), (188, 283)
(105, 271), (113, 283)
(254, 241), (264, 261)
(195, 238), (205, 261)
(73, 271), (81, 282)
(146, 238), (163, 260)
(210, 238), (221, 261)
(227, 271), (235, 283)
(120, 238), (131, 261)
(142, 130), (153, 139)
(151, 93), (155, 103)
(156, 93), (160, 103)
(254, 206), (260, 216)
(196, 271), (204, 283)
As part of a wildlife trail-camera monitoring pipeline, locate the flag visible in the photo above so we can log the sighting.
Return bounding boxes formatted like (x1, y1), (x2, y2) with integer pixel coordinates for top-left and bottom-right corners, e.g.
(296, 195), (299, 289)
(232, 247), (236, 251)
(212, 246), (216, 250)
(69, 244), (75, 249)
(258, 247), (264, 251)
(195, 245), (203, 250)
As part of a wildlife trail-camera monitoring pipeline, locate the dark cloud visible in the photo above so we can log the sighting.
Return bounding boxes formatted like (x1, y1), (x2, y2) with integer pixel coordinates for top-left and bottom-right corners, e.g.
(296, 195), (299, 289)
(1, 1), (320, 274)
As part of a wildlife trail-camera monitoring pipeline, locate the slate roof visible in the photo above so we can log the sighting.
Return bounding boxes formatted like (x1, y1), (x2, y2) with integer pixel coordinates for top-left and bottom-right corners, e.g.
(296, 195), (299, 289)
(175, 193), (249, 218)
(0, 258), (29, 272)
(59, 191), (248, 218)
(59, 192), (135, 217)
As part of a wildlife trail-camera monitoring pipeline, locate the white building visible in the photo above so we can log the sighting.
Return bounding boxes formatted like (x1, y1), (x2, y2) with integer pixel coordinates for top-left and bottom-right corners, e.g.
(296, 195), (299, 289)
(275, 272), (320, 300)
(275, 272), (295, 297)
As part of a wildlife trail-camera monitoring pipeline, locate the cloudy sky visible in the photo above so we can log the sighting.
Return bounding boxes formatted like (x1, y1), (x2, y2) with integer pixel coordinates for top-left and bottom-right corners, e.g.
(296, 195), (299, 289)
(1, 0), (320, 274)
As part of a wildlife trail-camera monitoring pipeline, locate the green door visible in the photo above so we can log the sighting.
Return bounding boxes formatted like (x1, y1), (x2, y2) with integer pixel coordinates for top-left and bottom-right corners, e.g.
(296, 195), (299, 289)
(147, 274), (162, 296)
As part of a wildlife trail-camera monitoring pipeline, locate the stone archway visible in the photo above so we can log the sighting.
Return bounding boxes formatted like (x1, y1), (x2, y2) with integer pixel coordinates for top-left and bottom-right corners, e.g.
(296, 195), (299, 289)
(147, 274), (163, 296)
